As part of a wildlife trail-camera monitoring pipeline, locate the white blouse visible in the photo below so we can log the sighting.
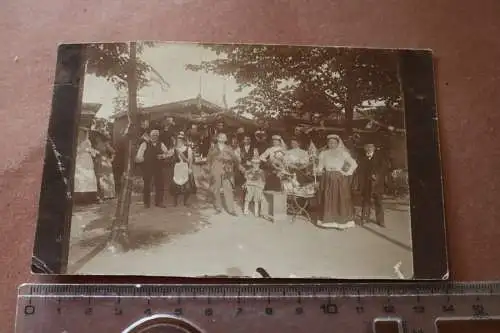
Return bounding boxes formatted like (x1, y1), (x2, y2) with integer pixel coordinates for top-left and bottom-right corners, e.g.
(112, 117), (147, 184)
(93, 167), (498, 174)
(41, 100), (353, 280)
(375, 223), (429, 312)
(260, 146), (285, 162)
(317, 149), (358, 175)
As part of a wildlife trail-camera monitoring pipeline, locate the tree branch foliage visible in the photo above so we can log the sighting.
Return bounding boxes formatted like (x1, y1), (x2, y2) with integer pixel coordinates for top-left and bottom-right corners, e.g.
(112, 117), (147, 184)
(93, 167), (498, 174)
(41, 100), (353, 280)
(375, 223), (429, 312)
(112, 92), (144, 114)
(186, 44), (403, 130)
(83, 42), (173, 252)
(85, 41), (168, 91)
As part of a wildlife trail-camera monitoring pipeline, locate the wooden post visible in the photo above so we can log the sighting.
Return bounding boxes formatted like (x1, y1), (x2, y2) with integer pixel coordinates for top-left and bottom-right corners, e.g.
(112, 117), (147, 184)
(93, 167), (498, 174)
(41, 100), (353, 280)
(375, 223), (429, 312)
(108, 42), (139, 252)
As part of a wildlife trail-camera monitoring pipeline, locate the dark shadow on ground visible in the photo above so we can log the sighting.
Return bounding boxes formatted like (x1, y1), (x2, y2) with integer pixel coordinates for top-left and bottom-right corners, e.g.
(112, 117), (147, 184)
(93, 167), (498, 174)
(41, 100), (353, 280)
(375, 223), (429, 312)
(301, 193), (412, 251)
(359, 221), (413, 252)
(352, 194), (412, 252)
(68, 192), (213, 273)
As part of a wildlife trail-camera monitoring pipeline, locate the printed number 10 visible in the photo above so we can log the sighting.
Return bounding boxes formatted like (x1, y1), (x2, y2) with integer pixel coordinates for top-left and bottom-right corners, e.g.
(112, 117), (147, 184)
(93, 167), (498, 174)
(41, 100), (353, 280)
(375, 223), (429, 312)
(321, 304), (338, 314)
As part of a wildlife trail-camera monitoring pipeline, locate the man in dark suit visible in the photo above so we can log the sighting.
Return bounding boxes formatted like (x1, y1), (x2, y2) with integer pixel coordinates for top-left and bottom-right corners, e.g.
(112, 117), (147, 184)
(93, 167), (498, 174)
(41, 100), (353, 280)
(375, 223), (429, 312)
(254, 130), (269, 155)
(239, 134), (257, 167)
(358, 143), (387, 227)
(135, 129), (172, 208)
(160, 117), (176, 149)
(235, 134), (257, 194)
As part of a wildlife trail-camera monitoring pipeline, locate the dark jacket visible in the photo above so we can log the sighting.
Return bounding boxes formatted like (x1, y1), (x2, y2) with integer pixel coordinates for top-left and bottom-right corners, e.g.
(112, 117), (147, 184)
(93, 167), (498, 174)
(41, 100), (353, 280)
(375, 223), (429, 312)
(160, 128), (176, 149)
(255, 140), (268, 156)
(239, 143), (256, 167)
(143, 141), (165, 171)
(357, 151), (388, 195)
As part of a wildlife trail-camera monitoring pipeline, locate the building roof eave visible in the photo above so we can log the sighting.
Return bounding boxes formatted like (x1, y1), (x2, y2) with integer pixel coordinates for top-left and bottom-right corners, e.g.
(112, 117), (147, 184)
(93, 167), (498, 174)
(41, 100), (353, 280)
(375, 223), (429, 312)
(110, 97), (224, 120)
(81, 102), (102, 116)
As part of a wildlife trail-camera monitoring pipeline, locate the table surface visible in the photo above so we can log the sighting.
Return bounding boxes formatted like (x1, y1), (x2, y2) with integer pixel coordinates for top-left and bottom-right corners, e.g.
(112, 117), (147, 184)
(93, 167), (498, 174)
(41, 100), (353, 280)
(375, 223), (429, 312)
(1, 0), (499, 332)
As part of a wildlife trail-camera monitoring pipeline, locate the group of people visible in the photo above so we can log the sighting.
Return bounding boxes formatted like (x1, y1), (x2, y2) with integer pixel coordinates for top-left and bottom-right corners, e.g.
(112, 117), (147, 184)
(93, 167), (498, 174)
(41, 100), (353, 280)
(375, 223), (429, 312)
(76, 115), (388, 231)
(201, 130), (387, 230)
(130, 116), (388, 231)
(135, 128), (197, 208)
(315, 135), (387, 230)
(74, 121), (117, 203)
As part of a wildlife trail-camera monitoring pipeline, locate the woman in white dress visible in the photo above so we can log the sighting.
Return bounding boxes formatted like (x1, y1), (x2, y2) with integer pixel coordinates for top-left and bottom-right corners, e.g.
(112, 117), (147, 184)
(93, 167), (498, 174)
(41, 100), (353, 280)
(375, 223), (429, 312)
(74, 127), (98, 203)
(315, 134), (358, 230)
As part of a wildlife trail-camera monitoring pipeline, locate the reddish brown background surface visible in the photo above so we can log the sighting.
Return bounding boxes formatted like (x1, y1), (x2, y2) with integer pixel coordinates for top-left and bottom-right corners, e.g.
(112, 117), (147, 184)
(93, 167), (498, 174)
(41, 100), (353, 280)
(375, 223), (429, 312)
(1, 0), (499, 332)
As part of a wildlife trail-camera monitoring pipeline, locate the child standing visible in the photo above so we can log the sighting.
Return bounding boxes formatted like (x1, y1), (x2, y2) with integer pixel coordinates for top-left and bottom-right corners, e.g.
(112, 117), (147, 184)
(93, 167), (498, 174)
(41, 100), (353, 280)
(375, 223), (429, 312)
(243, 157), (266, 216)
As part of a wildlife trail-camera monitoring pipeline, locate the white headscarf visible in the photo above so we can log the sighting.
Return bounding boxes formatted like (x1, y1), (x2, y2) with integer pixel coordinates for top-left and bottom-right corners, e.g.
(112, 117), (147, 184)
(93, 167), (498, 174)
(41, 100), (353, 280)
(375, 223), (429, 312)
(271, 135), (287, 149)
(317, 134), (358, 175)
(326, 134), (348, 153)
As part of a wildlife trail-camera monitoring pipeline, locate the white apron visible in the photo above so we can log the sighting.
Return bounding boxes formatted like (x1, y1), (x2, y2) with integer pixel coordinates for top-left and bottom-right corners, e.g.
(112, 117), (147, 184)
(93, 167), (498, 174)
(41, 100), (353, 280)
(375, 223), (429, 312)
(173, 161), (189, 186)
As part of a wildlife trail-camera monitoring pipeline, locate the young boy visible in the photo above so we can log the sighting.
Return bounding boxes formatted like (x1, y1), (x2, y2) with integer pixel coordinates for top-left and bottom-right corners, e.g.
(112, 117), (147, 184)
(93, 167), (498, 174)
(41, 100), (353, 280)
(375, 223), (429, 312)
(243, 157), (266, 216)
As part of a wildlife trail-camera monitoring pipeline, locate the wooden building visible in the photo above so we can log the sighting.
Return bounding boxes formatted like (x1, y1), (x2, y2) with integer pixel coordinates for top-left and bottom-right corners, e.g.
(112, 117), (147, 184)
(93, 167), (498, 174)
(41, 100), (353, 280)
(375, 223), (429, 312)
(110, 96), (257, 143)
(78, 102), (102, 145)
(80, 102), (102, 128)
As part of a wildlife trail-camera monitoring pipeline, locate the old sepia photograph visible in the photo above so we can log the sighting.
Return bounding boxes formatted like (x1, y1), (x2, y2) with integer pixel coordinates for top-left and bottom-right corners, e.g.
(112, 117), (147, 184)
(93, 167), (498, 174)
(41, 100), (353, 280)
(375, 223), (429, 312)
(33, 42), (448, 279)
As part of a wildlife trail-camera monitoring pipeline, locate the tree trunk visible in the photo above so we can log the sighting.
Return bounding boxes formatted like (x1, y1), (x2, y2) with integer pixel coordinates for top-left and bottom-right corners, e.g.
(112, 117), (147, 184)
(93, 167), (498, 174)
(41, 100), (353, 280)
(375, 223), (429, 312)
(108, 42), (139, 252)
(344, 90), (354, 137)
(343, 54), (355, 137)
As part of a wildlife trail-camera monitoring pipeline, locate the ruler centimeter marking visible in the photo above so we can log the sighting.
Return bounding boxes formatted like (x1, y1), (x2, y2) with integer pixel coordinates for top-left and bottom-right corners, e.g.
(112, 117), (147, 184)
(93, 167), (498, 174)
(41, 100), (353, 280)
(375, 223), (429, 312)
(15, 282), (500, 333)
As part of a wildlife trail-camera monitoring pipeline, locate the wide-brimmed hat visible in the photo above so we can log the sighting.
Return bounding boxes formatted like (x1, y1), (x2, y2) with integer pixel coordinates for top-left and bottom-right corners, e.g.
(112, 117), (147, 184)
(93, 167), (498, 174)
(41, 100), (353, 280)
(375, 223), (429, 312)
(271, 135), (282, 141)
(177, 131), (186, 139)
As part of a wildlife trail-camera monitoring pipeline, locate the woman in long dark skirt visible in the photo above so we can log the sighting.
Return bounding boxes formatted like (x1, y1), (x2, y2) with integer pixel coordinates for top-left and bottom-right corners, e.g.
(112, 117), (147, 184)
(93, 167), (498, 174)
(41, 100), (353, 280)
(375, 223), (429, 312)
(315, 134), (358, 230)
(170, 133), (196, 206)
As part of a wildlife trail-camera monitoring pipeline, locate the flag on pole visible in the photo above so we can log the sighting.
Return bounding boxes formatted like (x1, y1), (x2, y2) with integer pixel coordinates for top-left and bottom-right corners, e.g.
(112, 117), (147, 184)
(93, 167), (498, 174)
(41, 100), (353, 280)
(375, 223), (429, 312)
(222, 81), (228, 110)
(308, 141), (318, 185)
(197, 93), (202, 110)
(149, 67), (169, 91)
(308, 141), (317, 156)
(197, 48), (203, 110)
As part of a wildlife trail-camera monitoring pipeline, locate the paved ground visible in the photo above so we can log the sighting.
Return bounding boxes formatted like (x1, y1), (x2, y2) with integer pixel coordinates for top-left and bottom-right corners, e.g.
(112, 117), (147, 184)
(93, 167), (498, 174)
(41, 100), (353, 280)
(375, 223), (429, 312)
(68, 167), (413, 279)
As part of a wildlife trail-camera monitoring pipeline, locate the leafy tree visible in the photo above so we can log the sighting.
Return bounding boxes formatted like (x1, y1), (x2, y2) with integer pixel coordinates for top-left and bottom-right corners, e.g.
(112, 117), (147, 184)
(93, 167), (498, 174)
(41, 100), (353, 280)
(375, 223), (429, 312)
(187, 44), (402, 134)
(85, 42), (167, 252)
(86, 42), (168, 90)
(112, 91), (144, 114)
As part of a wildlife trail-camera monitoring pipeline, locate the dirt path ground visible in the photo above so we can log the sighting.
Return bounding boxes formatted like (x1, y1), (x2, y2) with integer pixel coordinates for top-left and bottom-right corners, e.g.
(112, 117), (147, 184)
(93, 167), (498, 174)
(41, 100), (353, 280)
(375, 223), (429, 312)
(68, 171), (413, 279)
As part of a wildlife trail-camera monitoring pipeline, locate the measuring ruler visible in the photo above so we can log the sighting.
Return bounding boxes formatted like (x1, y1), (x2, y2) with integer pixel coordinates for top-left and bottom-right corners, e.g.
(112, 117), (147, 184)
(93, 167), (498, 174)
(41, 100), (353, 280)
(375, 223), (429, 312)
(15, 282), (500, 333)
